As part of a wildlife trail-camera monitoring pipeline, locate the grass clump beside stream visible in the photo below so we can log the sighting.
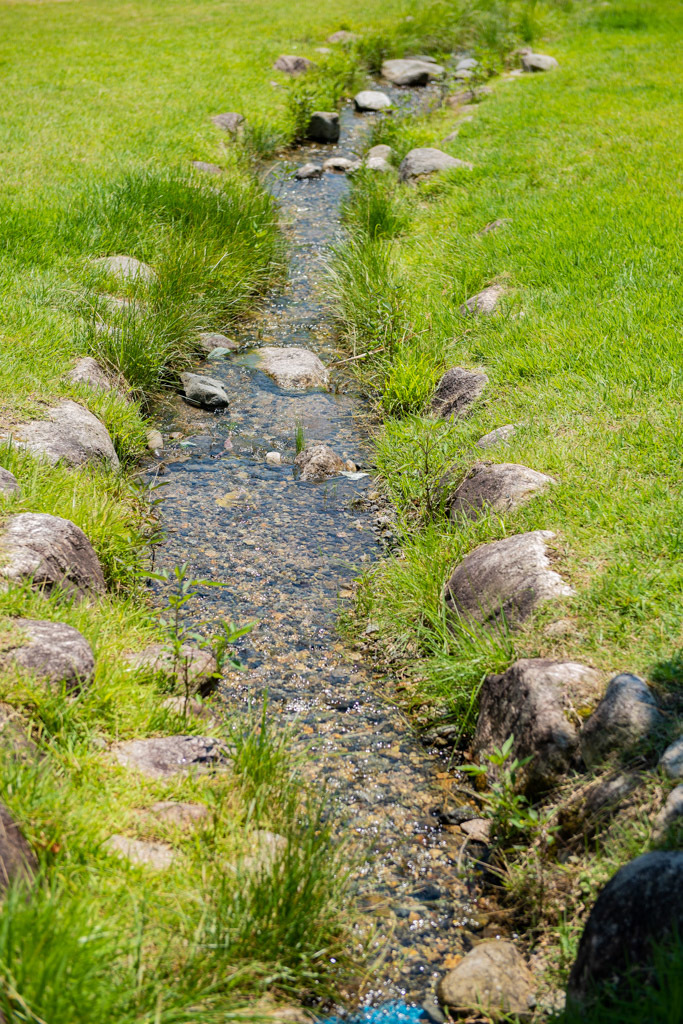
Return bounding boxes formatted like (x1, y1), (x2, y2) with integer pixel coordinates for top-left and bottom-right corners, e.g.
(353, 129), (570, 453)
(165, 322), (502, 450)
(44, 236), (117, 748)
(331, 0), (683, 1006)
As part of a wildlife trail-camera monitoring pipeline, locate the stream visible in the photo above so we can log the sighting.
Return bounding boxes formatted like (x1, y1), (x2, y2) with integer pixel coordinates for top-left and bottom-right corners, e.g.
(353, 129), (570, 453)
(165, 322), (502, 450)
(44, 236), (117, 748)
(151, 88), (485, 1021)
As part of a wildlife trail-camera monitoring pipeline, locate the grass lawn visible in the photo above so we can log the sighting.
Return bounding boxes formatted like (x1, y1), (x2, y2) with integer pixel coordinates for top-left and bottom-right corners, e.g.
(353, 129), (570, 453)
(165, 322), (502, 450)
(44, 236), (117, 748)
(331, 0), (683, 1005)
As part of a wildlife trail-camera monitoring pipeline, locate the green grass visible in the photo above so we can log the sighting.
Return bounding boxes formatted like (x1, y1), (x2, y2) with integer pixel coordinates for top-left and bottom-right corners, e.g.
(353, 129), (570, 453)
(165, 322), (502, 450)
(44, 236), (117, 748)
(330, 0), (683, 1008)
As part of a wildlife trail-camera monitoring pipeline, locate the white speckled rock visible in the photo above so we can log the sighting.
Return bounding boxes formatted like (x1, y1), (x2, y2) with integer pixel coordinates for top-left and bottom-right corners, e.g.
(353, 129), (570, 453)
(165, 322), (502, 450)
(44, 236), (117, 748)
(382, 58), (444, 86)
(91, 254), (157, 286)
(521, 52), (559, 72)
(460, 284), (506, 315)
(6, 400), (119, 469)
(0, 618), (95, 691)
(399, 147), (473, 181)
(354, 90), (392, 112)
(0, 513), (105, 599)
(254, 346), (329, 389)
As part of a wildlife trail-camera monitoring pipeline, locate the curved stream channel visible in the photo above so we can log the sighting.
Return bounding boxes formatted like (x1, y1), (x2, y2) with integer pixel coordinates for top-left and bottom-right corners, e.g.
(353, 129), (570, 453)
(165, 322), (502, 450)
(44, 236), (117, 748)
(152, 90), (484, 1020)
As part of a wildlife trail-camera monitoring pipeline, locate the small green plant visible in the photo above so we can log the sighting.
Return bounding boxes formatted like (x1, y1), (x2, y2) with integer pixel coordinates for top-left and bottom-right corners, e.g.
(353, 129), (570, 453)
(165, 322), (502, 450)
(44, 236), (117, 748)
(294, 418), (305, 454)
(381, 348), (441, 417)
(149, 563), (251, 710)
(461, 736), (556, 847)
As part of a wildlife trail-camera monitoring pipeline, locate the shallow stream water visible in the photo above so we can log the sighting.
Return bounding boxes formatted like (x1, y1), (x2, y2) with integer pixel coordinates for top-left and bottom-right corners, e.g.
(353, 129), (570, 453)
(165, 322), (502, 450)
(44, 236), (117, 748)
(151, 89), (486, 1019)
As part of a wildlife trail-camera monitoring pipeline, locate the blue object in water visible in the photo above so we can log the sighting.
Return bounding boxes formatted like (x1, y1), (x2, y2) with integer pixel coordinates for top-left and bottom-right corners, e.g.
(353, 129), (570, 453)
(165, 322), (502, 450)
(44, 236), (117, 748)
(323, 1002), (426, 1024)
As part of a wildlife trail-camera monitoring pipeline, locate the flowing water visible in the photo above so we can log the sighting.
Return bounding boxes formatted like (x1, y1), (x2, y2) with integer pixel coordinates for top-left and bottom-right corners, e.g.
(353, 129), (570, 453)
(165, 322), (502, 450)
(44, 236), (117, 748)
(151, 89), (488, 1019)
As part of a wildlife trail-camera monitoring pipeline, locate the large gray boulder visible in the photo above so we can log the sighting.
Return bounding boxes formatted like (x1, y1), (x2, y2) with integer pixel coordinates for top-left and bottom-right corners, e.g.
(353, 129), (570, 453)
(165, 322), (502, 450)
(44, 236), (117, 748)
(438, 940), (536, 1020)
(521, 52), (559, 72)
(431, 366), (488, 419)
(66, 357), (116, 392)
(444, 531), (574, 629)
(354, 90), (392, 112)
(382, 58), (444, 86)
(0, 803), (38, 893)
(180, 373), (229, 411)
(460, 284), (506, 315)
(399, 147), (472, 181)
(273, 55), (316, 75)
(295, 444), (345, 482)
(474, 659), (601, 795)
(7, 400), (120, 469)
(111, 735), (227, 778)
(659, 736), (683, 779)
(567, 852), (683, 1005)
(254, 346), (329, 389)
(0, 468), (20, 497)
(306, 111), (340, 143)
(91, 255), (157, 286)
(211, 112), (244, 133)
(447, 462), (555, 521)
(0, 619), (95, 692)
(579, 674), (664, 768)
(122, 643), (218, 695)
(0, 513), (105, 600)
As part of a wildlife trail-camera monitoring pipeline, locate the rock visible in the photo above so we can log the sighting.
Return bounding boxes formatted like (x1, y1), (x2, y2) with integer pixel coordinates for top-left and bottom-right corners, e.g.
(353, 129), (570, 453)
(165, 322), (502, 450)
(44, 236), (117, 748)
(438, 940), (536, 1020)
(197, 332), (238, 353)
(0, 703), (39, 761)
(0, 803), (38, 893)
(104, 834), (175, 870)
(146, 801), (210, 829)
(254, 346), (329, 389)
(0, 513), (105, 599)
(315, 47), (331, 55)
(366, 156), (392, 172)
(327, 30), (357, 44)
(457, 57), (478, 71)
(91, 254), (157, 286)
(146, 429), (163, 452)
(521, 52), (559, 72)
(0, 468), (20, 497)
(111, 735), (227, 779)
(295, 444), (345, 482)
(367, 144), (393, 161)
(653, 785), (683, 837)
(191, 160), (223, 174)
(180, 372), (229, 411)
(232, 829), (286, 876)
(460, 818), (491, 843)
(295, 162), (323, 180)
(460, 284), (506, 315)
(580, 674), (664, 768)
(447, 462), (555, 520)
(273, 55), (316, 75)
(399, 147), (473, 181)
(255, 997), (312, 1023)
(444, 531), (574, 629)
(474, 659), (601, 796)
(431, 366), (488, 419)
(211, 112), (244, 133)
(567, 852), (683, 1004)
(122, 643), (219, 694)
(478, 218), (510, 235)
(0, 618), (95, 692)
(306, 111), (340, 143)
(659, 736), (683, 779)
(354, 90), (392, 112)
(454, 69), (473, 80)
(558, 772), (642, 840)
(476, 424), (516, 449)
(382, 58), (444, 86)
(265, 451), (282, 466)
(67, 357), (114, 392)
(7, 400), (120, 469)
(323, 157), (359, 173)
